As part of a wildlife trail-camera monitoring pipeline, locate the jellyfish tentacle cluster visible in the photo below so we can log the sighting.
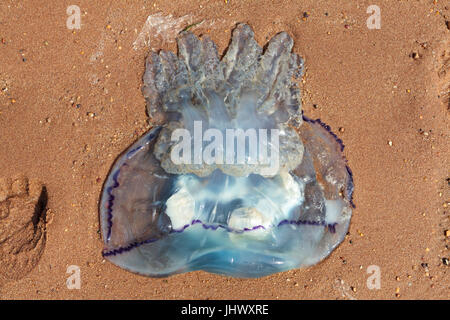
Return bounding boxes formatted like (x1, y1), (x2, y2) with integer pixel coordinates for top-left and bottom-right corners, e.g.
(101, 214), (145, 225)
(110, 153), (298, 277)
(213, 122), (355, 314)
(100, 23), (354, 278)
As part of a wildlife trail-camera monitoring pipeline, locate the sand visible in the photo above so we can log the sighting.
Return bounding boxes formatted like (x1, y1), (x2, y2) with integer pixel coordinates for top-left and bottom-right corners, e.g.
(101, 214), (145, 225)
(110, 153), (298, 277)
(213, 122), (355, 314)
(0, 0), (448, 299)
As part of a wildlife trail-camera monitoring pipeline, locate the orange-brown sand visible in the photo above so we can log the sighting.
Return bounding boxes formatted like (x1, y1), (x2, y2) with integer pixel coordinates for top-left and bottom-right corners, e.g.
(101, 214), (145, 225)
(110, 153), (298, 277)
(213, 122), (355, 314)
(0, 0), (448, 299)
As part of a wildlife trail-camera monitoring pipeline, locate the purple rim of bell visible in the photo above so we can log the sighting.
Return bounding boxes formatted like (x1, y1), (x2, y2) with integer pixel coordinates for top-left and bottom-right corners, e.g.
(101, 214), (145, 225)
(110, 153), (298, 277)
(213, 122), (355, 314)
(103, 218), (338, 257)
(301, 114), (355, 209)
(104, 129), (161, 242)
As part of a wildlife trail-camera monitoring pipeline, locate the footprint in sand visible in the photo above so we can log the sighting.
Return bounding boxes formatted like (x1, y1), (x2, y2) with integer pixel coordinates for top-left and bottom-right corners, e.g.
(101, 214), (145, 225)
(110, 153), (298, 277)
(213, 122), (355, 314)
(0, 176), (47, 283)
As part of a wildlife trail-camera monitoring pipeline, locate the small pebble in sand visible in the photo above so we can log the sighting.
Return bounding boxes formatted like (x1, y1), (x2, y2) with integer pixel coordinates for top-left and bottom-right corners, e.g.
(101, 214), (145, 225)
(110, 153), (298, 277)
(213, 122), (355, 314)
(339, 127), (345, 133)
(303, 12), (310, 18)
(445, 230), (450, 238)
(442, 258), (449, 266)
(388, 140), (393, 146)
(410, 52), (420, 59)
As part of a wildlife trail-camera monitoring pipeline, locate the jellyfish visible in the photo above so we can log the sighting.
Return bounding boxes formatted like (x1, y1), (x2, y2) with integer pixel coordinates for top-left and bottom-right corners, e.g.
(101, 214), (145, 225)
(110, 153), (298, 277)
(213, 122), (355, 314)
(99, 24), (354, 278)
